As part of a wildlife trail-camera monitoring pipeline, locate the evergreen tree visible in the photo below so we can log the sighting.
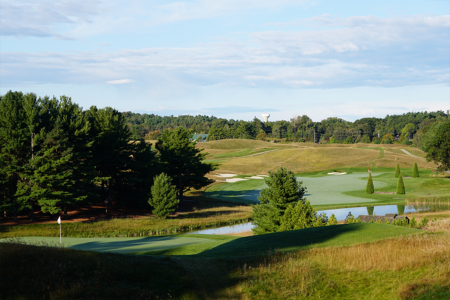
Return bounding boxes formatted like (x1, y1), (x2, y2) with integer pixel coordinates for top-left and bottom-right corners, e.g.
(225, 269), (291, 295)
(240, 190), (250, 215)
(412, 162), (419, 178)
(252, 167), (306, 234)
(0, 91), (29, 219)
(365, 173), (374, 194)
(327, 214), (338, 225)
(156, 127), (215, 200)
(396, 174), (405, 194)
(149, 173), (178, 218)
(366, 206), (374, 215)
(279, 199), (322, 231)
(89, 107), (133, 204)
(394, 163), (401, 178)
(25, 123), (87, 215)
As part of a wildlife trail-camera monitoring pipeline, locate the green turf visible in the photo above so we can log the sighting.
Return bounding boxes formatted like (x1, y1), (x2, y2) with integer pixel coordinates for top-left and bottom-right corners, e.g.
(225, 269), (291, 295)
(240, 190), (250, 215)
(206, 172), (388, 205)
(197, 223), (421, 257)
(0, 235), (227, 254)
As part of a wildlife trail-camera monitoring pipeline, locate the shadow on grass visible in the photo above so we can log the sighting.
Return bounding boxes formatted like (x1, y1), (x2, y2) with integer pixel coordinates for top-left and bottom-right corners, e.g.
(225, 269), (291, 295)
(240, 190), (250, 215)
(204, 190), (260, 204)
(197, 224), (363, 258)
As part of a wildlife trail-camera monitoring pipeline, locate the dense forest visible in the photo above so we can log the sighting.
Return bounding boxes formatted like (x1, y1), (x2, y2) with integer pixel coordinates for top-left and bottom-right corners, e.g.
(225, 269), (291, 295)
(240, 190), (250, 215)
(124, 110), (449, 146)
(0, 91), (212, 220)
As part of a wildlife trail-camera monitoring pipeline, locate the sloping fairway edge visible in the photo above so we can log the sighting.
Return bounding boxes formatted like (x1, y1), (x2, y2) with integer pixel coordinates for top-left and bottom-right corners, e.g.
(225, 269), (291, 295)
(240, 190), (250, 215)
(197, 223), (421, 257)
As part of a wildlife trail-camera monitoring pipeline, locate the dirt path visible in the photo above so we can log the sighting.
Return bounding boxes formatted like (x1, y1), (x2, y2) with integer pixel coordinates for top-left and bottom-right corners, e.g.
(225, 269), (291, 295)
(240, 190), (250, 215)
(400, 149), (423, 159)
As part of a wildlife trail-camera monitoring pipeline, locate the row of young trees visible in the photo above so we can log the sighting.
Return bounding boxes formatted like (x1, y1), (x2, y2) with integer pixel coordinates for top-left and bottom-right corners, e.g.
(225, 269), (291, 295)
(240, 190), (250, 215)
(0, 91), (214, 220)
(125, 110), (449, 146)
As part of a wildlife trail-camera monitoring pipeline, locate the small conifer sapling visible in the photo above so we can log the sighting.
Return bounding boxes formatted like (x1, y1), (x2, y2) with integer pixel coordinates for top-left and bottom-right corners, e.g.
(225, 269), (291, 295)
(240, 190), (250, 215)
(365, 173), (374, 194)
(413, 162), (419, 178)
(149, 173), (179, 218)
(394, 163), (401, 178)
(396, 174), (405, 195)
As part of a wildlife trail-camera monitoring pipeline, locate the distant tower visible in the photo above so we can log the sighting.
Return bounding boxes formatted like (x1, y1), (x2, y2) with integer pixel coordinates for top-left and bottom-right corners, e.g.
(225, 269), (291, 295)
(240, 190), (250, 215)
(261, 112), (270, 123)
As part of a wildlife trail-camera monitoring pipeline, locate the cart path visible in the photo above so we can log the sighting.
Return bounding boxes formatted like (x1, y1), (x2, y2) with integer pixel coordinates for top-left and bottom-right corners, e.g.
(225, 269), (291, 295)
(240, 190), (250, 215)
(400, 149), (424, 159)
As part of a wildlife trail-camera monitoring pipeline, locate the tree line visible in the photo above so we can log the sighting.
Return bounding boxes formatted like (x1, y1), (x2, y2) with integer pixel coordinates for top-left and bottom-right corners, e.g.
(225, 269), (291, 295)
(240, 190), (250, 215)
(0, 91), (213, 220)
(125, 110), (449, 146)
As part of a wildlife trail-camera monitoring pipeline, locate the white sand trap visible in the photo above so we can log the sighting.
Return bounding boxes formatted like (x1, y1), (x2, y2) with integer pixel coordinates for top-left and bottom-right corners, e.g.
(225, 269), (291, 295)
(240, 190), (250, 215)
(216, 174), (238, 178)
(327, 172), (347, 175)
(257, 175), (269, 177)
(245, 176), (265, 179)
(225, 178), (249, 182)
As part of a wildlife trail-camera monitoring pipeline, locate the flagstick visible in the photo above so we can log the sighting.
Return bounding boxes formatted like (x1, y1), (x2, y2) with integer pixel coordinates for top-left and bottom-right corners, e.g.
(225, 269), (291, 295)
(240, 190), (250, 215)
(60, 222), (61, 244)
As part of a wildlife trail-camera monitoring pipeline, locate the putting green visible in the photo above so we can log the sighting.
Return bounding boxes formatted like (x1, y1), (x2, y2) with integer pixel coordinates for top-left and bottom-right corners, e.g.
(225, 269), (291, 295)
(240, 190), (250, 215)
(1, 236), (214, 254)
(205, 172), (388, 205)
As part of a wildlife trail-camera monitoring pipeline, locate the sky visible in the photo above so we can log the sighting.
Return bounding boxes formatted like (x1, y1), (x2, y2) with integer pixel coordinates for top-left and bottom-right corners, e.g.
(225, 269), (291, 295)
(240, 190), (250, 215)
(1, 0), (449, 122)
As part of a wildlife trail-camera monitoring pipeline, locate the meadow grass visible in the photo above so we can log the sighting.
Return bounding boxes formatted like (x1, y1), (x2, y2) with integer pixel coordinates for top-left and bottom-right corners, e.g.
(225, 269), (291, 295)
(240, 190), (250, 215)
(211, 147), (277, 158)
(199, 139), (286, 150)
(0, 199), (252, 238)
(234, 233), (450, 299)
(217, 147), (381, 175)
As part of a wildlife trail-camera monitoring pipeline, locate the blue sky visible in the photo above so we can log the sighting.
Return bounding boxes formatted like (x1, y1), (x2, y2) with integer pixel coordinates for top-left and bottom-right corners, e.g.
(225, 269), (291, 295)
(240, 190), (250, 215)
(1, 0), (449, 121)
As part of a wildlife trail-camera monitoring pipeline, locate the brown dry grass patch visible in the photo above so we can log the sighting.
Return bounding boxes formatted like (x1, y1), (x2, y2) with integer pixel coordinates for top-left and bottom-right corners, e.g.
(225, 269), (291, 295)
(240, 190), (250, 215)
(217, 147), (380, 174)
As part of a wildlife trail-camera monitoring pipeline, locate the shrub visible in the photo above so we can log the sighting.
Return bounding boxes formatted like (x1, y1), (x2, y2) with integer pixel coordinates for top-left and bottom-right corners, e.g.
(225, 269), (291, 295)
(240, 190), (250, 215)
(327, 214), (338, 226)
(396, 174), (405, 195)
(345, 136), (355, 144)
(365, 173), (374, 194)
(375, 218), (382, 224)
(413, 162), (419, 178)
(394, 163), (401, 178)
(419, 217), (429, 227)
(384, 218), (391, 225)
(279, 199), (322, 231)
(149, 173), (179, 218)
(409, 217), (417, 228)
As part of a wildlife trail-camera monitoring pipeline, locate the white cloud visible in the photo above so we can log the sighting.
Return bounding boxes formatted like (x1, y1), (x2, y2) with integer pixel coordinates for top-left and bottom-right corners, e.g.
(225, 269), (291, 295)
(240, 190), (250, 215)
(106, 78), (134, 84)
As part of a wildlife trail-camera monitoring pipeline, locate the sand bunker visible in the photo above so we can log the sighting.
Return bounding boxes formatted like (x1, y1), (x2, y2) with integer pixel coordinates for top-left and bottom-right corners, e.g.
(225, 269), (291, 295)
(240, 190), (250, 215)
(225, 178), (249, 182)
(244, 176), (265, 179)
(216, 174), (238, 178)
(327, 172), (347, 175)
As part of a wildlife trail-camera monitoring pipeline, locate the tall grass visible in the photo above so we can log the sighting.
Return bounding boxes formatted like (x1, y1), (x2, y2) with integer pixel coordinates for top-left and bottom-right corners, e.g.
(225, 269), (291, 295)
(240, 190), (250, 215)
(407, 196), (450, 205)
(0, 205), (252, 238)
(236, 234), (450, 299)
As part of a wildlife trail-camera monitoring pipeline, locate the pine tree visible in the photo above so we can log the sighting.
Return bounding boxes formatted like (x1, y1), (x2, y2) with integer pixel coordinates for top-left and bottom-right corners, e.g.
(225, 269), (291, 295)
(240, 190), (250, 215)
(394, 163), (401, 178)
(365, 173), (374, 194)
(0, 91), (30, 220)
(279, 200), (322, 231)
(252, 167), (307, 234)
(149, 173), (178, 218)
(396, 174), (405, 194)
(366, 206), (374, 215)
(156, 127), (215, 200)
(412, 162), (419, 178)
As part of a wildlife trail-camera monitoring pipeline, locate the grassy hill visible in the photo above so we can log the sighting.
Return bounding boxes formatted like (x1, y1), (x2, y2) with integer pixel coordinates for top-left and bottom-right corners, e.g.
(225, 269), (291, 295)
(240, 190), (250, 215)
(3, 224), (448, 299)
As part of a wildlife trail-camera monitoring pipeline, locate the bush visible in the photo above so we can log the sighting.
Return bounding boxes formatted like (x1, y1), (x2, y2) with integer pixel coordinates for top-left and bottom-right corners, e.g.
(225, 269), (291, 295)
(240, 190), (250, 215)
(279, 200), (325, 231)
(409, 217), (417, 228)
(149, 173), (179, 218)
(365, 173), (374, 194)
(384, 218), (391, 225)
(396, 174), (405, 195)
(419, 217), (429, 227)
(394, 163), (401, 178)
(327, 214), (338, 226)
(413, 162), (419, 178)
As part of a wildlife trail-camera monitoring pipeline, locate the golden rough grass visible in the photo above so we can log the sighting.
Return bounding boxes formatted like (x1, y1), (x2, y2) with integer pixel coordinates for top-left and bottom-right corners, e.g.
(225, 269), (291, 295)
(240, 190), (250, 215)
(425, 218), (450, 234)
(375, 148), (436, 169)
(217, 147), (380, 174)
(237, 234), (450, 299)
(304, 234), (450, 271)
(200, 139), (277, 150)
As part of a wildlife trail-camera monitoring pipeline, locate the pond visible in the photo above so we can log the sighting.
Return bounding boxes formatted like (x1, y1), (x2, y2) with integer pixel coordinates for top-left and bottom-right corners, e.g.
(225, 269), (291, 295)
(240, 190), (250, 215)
(187, 204), (450, 235)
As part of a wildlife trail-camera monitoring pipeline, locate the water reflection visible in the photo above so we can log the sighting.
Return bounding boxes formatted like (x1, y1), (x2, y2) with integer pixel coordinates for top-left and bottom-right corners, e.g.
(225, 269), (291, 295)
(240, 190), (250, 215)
(187, 204), (450, 235)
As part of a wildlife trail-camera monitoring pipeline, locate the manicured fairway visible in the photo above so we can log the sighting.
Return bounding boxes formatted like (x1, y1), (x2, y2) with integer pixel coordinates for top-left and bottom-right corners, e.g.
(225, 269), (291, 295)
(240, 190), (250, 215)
(0, 235), (218, 254)
(206, 172), (387, 205)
